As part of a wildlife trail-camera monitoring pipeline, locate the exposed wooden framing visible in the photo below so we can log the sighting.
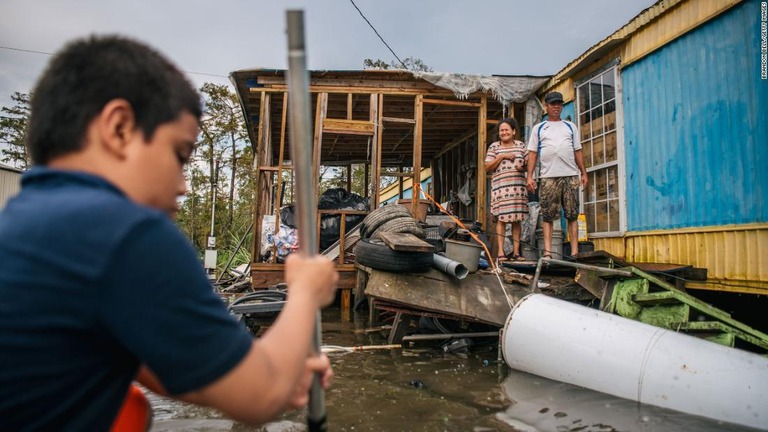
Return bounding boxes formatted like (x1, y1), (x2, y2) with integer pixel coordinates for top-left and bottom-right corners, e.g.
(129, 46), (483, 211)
(251, 91), (267, 265)
(313, 93), (328, 199)
(371, 94), (383, 207)
(434, 128), (479, 159)
(412, 95), (423, 211)
(322, 118), (375, 135)
(273, 93), (289, 245)
(251, 85), (462, 98)
(347, 93), (353, 119)
(339, 216), (346, 265)
(258, 76), (444, 91)
(423, 98), (482, 108)
(477, 96), (487, 227)
(261, 93), (273, 217)
(391, 100), (437, 154)
(381, 116), (416, 124)
(367, 93), (377, 202)
(392, 131), (412, 153)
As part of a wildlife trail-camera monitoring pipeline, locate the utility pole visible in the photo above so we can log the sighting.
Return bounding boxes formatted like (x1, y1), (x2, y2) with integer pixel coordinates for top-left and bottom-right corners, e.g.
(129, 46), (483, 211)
(204, 159), (220, 277)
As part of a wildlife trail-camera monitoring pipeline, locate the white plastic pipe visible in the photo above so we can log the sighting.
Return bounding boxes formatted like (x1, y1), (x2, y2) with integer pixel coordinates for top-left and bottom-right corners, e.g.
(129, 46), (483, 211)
(501, 294), (768, 430)
(432, 253), (468, 279)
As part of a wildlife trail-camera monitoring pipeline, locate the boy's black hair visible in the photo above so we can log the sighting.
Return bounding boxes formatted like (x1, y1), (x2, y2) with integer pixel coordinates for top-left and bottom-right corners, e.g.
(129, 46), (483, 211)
(26, 35), (202, 165)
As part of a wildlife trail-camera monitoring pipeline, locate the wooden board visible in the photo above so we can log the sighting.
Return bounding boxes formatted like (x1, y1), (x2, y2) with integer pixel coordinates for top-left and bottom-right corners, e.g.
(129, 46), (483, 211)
(363, 267), (525, 326)
(377, 231), (435, 252)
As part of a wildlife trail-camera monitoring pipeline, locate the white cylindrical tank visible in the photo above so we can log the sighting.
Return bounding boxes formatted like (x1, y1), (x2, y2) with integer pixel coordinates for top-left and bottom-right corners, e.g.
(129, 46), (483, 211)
(501, 294), (768, 430)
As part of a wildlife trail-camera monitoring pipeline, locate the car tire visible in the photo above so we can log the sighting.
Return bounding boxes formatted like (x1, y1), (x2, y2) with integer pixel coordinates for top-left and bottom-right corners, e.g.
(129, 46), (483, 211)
(354, 238), (433, 273)
(359, 205), (412, 238)
(370, 216), (425, 240)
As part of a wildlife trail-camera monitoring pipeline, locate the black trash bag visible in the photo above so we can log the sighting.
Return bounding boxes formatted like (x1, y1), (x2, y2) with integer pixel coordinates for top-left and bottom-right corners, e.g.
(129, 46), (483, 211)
(318, 188), (370, 251)
(279, 205), (297, 228)
(467, 221), (492, 258)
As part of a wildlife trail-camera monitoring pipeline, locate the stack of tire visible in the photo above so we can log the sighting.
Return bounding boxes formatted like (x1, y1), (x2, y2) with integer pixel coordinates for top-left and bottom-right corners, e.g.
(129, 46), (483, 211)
(354, 205), (433, 273)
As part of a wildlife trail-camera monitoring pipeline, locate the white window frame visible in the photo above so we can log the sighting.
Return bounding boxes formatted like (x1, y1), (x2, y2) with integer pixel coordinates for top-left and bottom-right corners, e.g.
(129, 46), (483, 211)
(575, 64), (626, 237)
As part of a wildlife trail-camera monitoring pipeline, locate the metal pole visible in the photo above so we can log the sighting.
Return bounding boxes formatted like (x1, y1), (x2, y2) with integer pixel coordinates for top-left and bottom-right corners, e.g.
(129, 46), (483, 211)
(530, 257), (634, 293)
(210, 159), (219, 237)
(286, 10), (326, 432)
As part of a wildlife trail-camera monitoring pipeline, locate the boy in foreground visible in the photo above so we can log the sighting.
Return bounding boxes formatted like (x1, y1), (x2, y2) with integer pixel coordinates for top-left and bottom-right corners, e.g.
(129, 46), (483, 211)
(0, 35), (338, 430)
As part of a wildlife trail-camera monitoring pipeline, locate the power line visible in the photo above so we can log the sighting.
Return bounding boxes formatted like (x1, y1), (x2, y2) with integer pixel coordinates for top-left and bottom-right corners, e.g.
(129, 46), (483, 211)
(0, 45), (228, 79)
(0, 45), (53, 56)
(347, 0), (407, 69)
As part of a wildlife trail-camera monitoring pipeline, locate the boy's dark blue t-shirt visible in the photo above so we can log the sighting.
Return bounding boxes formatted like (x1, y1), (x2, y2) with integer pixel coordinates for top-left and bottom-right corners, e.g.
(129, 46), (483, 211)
(0, 168), (252, 431)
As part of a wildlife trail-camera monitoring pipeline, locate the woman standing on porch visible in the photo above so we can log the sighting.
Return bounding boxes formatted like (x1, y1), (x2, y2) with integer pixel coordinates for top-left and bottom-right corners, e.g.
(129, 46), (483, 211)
(484, 117), (528, 261)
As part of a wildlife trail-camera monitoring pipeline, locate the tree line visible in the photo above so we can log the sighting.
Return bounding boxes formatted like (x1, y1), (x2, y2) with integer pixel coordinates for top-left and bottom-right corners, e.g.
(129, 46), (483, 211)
(0, 84), (255, 273)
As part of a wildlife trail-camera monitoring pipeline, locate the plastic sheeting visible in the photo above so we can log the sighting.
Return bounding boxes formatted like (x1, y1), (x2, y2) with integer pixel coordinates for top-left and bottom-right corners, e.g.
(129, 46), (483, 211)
(410, 71), (549, 106)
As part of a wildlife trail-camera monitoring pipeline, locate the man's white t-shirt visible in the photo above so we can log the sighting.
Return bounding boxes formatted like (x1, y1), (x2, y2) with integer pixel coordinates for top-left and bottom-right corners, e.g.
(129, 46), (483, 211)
(527, 120), (582, 178)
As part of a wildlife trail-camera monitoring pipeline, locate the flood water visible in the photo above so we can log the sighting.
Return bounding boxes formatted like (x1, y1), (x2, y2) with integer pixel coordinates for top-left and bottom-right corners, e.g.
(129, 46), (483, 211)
(148, 306), (758, 432)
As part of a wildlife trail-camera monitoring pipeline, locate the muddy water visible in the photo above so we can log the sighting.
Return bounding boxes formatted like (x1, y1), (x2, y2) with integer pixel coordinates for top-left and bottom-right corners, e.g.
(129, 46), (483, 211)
(148, 307), (756, 432)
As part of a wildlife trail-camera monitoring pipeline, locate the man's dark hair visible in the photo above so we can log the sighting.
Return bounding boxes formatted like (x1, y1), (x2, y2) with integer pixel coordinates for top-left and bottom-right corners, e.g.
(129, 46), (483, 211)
(26, 35), (202, 165)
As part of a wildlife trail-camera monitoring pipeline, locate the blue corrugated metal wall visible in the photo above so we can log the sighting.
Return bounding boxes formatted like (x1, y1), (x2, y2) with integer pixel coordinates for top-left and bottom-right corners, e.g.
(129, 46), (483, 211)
(622, 1), (767, 230)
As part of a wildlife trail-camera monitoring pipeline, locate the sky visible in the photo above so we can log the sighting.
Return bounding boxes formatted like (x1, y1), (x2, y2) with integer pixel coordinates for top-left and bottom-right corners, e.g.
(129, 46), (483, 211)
(0, 0), (657, 109)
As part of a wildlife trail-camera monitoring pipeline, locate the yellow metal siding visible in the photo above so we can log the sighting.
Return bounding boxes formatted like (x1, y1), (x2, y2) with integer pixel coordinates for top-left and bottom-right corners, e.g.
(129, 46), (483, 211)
(591, 237), (626, 258)
(0, 169), (21, 209)
(621, 0), (741, 68)
(541, 0), (742, 100)
(592, 225), (768, 294)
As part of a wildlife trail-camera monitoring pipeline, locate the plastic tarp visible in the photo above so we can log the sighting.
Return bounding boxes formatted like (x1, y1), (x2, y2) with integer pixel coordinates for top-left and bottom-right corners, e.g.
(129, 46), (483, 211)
(410, 71), (549, 106)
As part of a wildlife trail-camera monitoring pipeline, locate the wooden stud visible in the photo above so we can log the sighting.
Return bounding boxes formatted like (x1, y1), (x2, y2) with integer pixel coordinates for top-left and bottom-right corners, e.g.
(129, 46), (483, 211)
(341, 289), (351, 322)
(339, 214), (346, 265)
(313, 93), (328, 199)
(273, 93), (288, 240)
(367, 93), (377, 202)
(477, 96), (487, 228)
(322, 118), (375, 135)
(251, 91), (267, 269)
(381, 116), (416, 124)
(371, 94), (383, 207)
(412, 95), (423, 215)
(423, 98), (482, 108)
(354, 267), (368, 307)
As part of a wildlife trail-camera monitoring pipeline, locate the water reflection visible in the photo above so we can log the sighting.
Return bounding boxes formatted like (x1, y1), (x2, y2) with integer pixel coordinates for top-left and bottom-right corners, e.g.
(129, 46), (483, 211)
(148, 307), (757, 432)
(498, 368), (757, 431)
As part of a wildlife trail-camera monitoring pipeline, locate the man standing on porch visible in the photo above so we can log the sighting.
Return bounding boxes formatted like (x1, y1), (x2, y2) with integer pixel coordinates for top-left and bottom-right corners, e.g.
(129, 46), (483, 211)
(526, 91), (588, 259)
